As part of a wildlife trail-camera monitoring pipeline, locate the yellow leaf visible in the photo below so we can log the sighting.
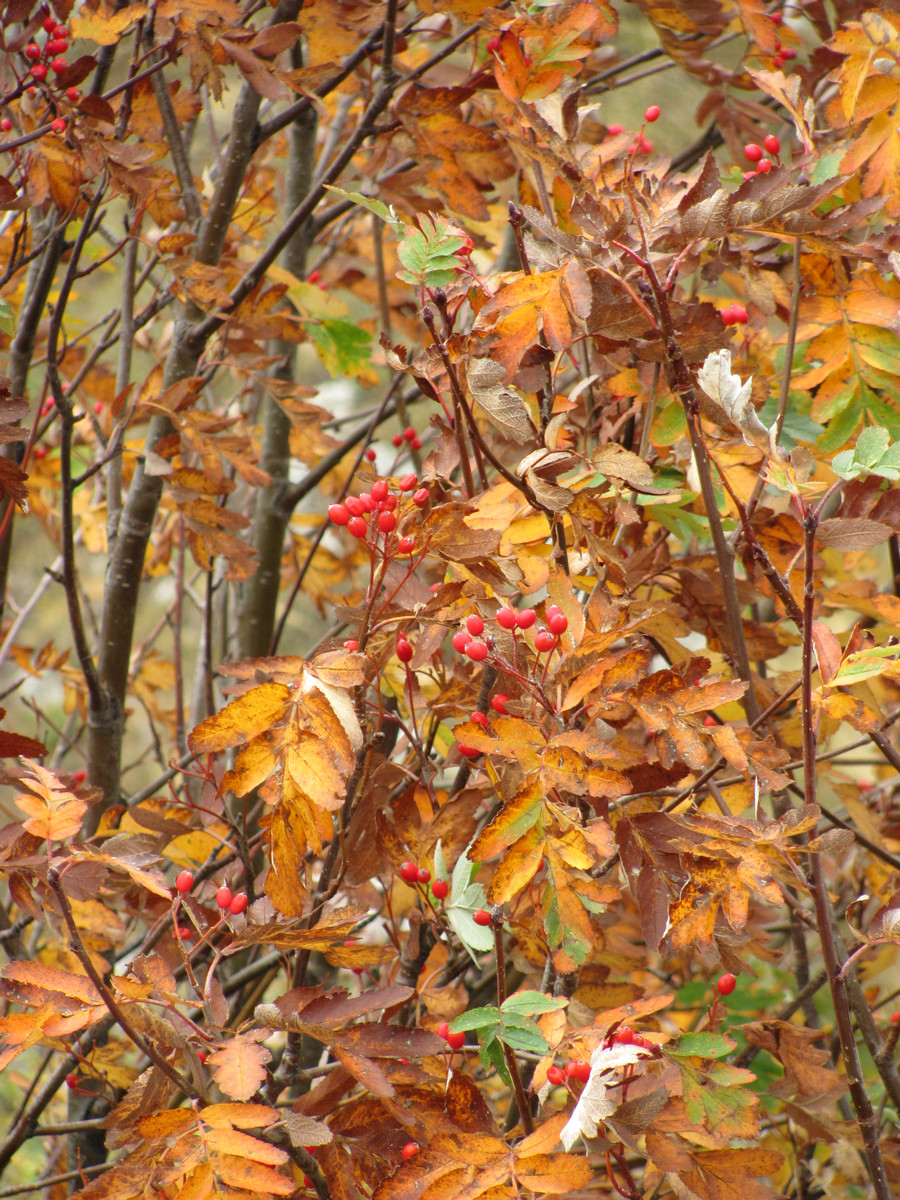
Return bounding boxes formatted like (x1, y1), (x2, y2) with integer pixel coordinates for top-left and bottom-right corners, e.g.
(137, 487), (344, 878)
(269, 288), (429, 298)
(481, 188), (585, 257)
(188, 683), (292, 754)
(70, 4), (147, 45)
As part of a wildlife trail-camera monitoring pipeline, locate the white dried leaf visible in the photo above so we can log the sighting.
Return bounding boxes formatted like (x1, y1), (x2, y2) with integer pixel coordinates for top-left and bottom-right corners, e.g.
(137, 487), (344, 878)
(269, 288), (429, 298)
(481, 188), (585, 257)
(560, 1043), (649, 1151)
(697, 349), (779, 458)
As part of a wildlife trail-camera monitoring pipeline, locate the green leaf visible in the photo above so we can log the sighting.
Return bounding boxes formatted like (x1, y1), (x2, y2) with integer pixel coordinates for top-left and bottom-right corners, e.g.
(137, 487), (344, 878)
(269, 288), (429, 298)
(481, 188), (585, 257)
(497, 1019), (550, 1055)
(306, 320), (372, 378)
(480, 1032), (510, 1085)
(323, 185), (399, 229)
(669, 1032), (736, 1060)
(450, 1006), (499, 1033)
(0, 298), (15, 336)
(501, 990), (567, 1017)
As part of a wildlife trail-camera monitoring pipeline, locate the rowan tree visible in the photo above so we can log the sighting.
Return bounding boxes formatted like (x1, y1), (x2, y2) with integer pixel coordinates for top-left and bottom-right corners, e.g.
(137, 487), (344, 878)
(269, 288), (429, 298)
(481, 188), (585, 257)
(1, 0), (900, 1198)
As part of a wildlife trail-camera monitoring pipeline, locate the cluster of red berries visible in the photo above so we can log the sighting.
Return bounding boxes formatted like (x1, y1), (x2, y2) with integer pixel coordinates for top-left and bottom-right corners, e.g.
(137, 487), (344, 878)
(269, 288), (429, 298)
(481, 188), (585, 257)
(174, 871), (247, 916)
(451, 603), (568, 663)
(741, 134), (782, 179)
(14, 15), (79, 135)
(392, 425), (422, 451)
(720, 303), (748, 326)
(435, 1021), (466, 1051)
(546, 1060), (591, 1086)
(328, 475), (427, 546)
(398, 859), (443, 892)
(772, 40), (796, 71)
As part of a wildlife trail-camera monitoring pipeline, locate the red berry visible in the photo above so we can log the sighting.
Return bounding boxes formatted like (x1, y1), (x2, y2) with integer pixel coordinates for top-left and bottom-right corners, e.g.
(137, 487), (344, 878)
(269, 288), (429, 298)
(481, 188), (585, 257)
(452, 630), (471, 653)
(615, 1027), (635, 1044)
(466, 614), (484, 636)
(53, 25), (67, 38)
(378, 511), (397, 534)
(773, 55), (785, 68)
(410, 437), (422, 450)
(176, 926), (193, 939)
(473, 909), (491, 926)
(216, 886), (232, 909)
(721, 306), (736, 325)
(446, 1030), (465, 1050)
(547, 612), (568, 635)
(328, 503), (350, 525)
(743, 143), (763, 163)
(398, 536), (415, 554)
(371, 479), (389, 502)
(72, 769), (86, 784)
(756, 158), (772, 173)
(717, 973), (737, 996)
(644, 104), (660, 122)
(307, 269), (321, 284)
(565, 1060), (591, 1083)
(471, 711), (488, 728)
(344, 638), (359, 651)
(607, 123), (624, 135)
(66, 1073), (79, 1088)
(392, 432), (403, 447)
(197, 1050), (207, 1063)
(398, 472), (418, 491)
(466, 640), (487, 662)
(399, 860), (419, 884)
(417, 867), (431, 884)
(891, 1012), (900, 1024)
(546, 1065), (566, 1085)
(344, 496), (364, 516)
(491, 693), (509, 715)
(66, 86), (80, 102)
(43, 16), (57, 32)
(397, 639), (413, 662)
(358, 492), (374, 513)
(34, 446), (47, 459)
(47, 38), (67, 54)
(731, 303), (749, 323)
(31, 64), (48, 80)
(486, 36), (501, 55)
(534, 629), (556, 653)
(516, 608), (536, 629)
(229, 892), (248, 915)
(25, 43), (41, 60)
(636, 135), (653, 153)
(436, 1021), (450, 1040)
(50, 58), (67, 74)
(381, 493), (397, 511)
(458, 745), (480, 759)
(0, 118), (12, 132)
(365, 448), (376, 461)
(93, 402), (103, 415)
(412, 487), (429, 507)
(347, 516), (367, 538)
(401, 1143), (419, 1160)
(497, 607), (518, 630)
(403, 426), (416, 443)
(432, 879), (449, 900)
(780, 47), (796, 60)
(771, 11), (782, 23)
(763, 134), (780, 156)
(703, 714), (717, 726)
(175, 870), (194, 893)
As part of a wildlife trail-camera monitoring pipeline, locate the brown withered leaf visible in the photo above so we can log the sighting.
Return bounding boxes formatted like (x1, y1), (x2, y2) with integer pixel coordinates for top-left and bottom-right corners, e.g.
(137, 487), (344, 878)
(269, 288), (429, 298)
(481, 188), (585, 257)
(466, 357), (538, 443)
(741, 1022), (843, 1099)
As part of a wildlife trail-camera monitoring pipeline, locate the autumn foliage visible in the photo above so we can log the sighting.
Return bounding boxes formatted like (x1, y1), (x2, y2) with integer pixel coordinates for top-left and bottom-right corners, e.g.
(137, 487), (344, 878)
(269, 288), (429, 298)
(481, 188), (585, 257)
(3, 0), (900, 1197)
